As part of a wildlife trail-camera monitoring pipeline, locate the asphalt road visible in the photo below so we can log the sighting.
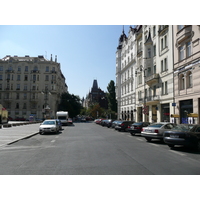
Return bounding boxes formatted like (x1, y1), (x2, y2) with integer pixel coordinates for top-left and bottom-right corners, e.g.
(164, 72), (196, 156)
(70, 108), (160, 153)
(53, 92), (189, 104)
(0, 122), (200, 175)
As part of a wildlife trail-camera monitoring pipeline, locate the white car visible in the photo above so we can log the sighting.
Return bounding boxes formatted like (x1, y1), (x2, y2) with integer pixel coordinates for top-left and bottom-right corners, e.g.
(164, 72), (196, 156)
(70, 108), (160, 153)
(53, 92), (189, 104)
(39, 119), (59, 134)
(141, 122), (176, 142)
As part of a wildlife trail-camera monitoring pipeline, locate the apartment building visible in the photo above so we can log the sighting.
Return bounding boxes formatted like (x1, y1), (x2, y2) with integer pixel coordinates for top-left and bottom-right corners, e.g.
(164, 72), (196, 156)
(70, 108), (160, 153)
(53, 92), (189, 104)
(173, 25), (200, 124)
(0, 55), (68, 120)
(116, 26), (137, 121)
(116, 25), (174, 123)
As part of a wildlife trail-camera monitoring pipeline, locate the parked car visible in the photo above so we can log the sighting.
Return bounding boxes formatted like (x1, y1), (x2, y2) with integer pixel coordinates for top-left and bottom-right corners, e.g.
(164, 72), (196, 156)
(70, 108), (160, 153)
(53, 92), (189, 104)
(67, 118), (73, 125)
(106, 119), (115, 128)
(163, 124), (200, 150)
(39, 119), (60, 134)
(141, 122), (176, 142)
(100, 119), (109, 126)
(111, 120), (122, 128)
(115, 121), (135, 132)
(128, 122), (150, 136)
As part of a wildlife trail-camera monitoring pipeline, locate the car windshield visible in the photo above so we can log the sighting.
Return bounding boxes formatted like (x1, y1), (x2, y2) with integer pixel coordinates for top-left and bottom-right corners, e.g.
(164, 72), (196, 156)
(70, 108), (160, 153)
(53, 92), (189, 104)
(148, 123), (164, 128)
(43, 121), (55, 125)
(133, 123), (143, 126)
(171, 125), (190, 131)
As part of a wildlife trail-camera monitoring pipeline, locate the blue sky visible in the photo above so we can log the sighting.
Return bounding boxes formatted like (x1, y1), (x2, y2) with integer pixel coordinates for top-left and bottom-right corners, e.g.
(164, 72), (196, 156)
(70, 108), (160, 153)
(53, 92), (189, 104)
(0, 25), (132, 99)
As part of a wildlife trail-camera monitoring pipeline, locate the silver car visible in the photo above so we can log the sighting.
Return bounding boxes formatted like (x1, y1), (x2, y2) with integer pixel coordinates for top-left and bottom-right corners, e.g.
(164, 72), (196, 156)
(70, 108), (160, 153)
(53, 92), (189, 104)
(141, 122), (176, 142)
(39, 119), (59, 134)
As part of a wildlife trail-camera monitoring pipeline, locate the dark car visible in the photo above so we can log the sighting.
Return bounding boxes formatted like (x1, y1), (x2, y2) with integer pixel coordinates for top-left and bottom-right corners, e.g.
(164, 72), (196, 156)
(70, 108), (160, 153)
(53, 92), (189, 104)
(163, 124), (200, 150)
(128, 122), (150, 136)
(106, 119), (115, 128)
(111, 120), (122, 129)
(100, 119), (109, 126)
(115, 121), (135, 132)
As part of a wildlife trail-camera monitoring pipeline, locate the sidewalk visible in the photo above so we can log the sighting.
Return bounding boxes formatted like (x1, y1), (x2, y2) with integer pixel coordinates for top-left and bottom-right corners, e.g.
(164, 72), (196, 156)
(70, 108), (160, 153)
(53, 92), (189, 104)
(0, 122), (40, 147)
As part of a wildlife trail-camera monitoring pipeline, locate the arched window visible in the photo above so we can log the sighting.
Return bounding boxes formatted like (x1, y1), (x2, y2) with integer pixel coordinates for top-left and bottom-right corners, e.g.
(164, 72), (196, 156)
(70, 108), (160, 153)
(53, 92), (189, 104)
(179, 74), (185, 90)
(186, 71), (192, 88)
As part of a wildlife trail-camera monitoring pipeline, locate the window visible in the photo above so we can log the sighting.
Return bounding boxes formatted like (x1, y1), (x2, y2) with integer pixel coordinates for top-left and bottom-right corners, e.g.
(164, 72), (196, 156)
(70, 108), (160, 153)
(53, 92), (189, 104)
(153, 45), (156, 56)
(164, 35), (167, 48)
(23, 93), (27, 100)
(161, 38), (164, 50)
(46, 66), (49, 72)
(165, 81), (168, 94)
(23, 103), (27, 109)
(0, 75), (2, 80)
(16, 84), (20, 90)
(138, 74), (142, 84)
(17, 75), (20, 81)
(153, 85), (156, 96)
(33, 74), (36, 81)
(153, 65), (156, 74)
(187, 71), (192, 88)
(148, 48), (151, 58)
(16, 103), (19, 109)
(179, 46), (184, 61)
(18, 66), (21, 72)
(162, 81), (168, 95)
(16, 93), (19, 99)
(164, 58), (168, 71)
(153, 26), (156, 37)
(178, 25), (184, 31)
(24, 75), (28, 81)
(25, 66), (28, 72)
(0, 66), (3, 71)
(24, 84), (27, 91)
(179, 74), (185, 90)
(186, 41), (191, 57)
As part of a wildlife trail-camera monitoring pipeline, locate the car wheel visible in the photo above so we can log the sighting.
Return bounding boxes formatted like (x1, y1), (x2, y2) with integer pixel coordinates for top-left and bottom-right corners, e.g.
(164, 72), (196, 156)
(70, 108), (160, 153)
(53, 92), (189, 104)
(168, 144), (174, 148)
(131, 132), (135, 136)
(145, 137), (152, 142)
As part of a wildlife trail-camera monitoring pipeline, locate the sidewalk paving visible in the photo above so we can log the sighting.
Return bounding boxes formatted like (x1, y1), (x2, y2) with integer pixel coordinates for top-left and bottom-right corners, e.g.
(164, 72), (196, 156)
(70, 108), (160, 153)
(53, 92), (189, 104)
(0, 122), (40, 147)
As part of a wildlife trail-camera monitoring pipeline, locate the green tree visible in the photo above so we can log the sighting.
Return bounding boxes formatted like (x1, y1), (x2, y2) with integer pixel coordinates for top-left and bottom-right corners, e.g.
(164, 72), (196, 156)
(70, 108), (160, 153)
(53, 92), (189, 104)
(58, 92), (82, 118)
(107, 80), (117, 113)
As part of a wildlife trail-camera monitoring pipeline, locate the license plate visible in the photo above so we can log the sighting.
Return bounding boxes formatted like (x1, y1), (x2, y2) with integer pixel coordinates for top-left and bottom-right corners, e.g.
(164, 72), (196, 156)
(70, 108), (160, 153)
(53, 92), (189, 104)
(145, 129), (152, 132)
(170, 135), (179, 138)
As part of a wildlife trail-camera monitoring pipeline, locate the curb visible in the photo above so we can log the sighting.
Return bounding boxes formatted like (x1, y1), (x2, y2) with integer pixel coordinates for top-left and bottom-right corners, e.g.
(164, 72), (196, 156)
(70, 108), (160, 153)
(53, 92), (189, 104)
(0, 132), (39, 147)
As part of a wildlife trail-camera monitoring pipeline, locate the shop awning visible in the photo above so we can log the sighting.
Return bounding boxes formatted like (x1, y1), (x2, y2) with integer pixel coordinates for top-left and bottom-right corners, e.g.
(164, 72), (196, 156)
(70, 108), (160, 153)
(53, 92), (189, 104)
(187, 113), (198, 118)
(171, 114), (180, 118)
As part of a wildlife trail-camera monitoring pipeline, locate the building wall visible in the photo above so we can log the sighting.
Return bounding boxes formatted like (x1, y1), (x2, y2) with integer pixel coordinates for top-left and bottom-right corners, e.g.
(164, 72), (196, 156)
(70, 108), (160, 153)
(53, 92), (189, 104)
(116, 25), (175, 123)
(116, 27), (136, 121)
(0, 55), (67, 120)
(173, 25), (200, 124)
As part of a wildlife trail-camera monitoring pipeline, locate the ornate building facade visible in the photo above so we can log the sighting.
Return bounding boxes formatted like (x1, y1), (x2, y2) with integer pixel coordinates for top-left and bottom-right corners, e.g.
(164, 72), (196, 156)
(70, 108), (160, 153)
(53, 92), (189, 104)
(83, 79), (108, 109)
(0, 55), (68, 120)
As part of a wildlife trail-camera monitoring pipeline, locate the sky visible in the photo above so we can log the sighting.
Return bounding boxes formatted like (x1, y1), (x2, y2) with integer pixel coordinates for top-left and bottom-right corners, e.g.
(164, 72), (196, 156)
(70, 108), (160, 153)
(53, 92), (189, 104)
(0, 25), (132, 99)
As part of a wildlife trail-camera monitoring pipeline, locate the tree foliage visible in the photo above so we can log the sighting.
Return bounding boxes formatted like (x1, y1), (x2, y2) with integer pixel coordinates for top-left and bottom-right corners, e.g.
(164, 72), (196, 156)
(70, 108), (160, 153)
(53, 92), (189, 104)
(58, 92), (82, 118)
(107, 80), (117, 113)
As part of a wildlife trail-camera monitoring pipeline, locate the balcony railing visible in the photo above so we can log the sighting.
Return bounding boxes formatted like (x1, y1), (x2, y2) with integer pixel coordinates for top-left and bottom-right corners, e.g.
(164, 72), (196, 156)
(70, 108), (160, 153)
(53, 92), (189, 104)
(146, 73), (159, 85)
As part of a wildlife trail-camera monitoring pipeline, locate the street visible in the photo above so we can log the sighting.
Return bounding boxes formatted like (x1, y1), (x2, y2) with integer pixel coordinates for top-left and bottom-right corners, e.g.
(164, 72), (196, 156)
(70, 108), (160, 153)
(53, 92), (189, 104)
(0, 122), (200, 175)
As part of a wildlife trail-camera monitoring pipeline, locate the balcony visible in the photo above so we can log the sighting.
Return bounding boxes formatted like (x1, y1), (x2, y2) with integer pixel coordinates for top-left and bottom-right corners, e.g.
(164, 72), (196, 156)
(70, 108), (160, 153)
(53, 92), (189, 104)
(145, 73), (159, 85)
(145, 95), (160, 105)
(158, 25), (169, 35)
(31, 70), (40, 73)
(5, 70), (14, 73)
(176, 25), (192, 45)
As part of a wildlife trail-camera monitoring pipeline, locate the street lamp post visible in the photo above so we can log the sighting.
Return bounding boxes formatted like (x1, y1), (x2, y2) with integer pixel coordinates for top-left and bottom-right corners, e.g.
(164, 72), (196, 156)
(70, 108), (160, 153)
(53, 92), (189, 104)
(41, 87), (51, 119)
